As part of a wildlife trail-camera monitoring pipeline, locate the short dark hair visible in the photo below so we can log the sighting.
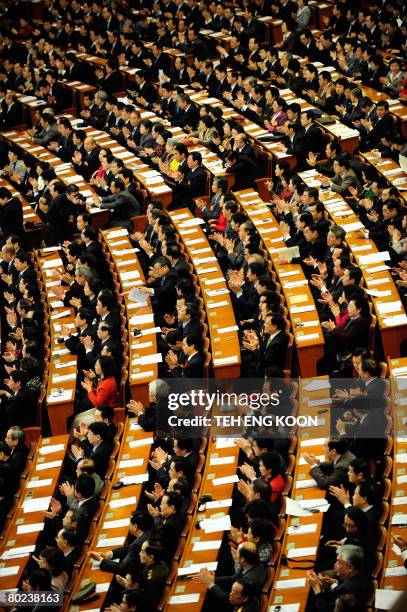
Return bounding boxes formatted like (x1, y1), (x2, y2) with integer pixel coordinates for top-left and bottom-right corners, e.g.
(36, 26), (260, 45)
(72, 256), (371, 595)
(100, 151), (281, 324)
(28, 569), (52, 591)
(163, 491), (183, 512)
(75, 475), (96, 498)
(88, 421), (110, 441)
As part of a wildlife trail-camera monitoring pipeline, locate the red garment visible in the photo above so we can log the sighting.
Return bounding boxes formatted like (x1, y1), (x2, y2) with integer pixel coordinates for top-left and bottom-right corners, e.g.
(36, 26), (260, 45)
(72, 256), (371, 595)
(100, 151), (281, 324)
(214, 211), (227, 232)
(88, 376), (119, 408)
(268, 473), (286, 502)
(335, 309), (350, 328)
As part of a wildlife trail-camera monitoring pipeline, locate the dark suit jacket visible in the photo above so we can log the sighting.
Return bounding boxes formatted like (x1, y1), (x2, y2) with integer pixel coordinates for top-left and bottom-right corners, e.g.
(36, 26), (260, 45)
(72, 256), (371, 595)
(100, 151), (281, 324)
(9, 441), (29, 477)
(328, 316), (370, 352)
(151, 270), (178, 314)
(3, 387), (38, 429)
(81, 438), (114, 478)
(152, 511), (185, 564)
(0, 197), (24, 237)
(170, 351), (205, 378)
(253, 331), (289, 377)
(182, 166), (208, 208)
(314, 571), (371, 612)
(100, 530), (150, 576)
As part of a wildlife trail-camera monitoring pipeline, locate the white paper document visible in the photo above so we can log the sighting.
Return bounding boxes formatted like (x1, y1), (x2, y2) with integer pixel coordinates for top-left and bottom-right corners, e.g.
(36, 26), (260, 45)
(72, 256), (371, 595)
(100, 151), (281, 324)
(27, 479), (53, 489)
(23, 496), (51, 513)
(0, 566), (19, 577)
(97, 537), (126, 548)
(102, 518), (130, 530)
(118, 459), (144, 468)
(16, 522), (44, 534)
(109, 496), (137, 509)
(200, 515), (231, 533)
(304, 379), (331, 391)
(36, 460), (62, 471)
(178, 562), (218, 576)
(287, 523), (317, 535)
(121, 473), (149, 485)
(375, 589), (403, 610)
(129, 437), (154, 448)
(212, 474), (239, 486)
(1, 545), (35, 559)
(295, 479), (318, 490)
(275, 578), (307, 589)
(169, 594), (200, 605)
(192, 540), (222, 551)
(39, 444), (65, 455)
(209, 456), (235, 466)
(287, 547), (317, 558)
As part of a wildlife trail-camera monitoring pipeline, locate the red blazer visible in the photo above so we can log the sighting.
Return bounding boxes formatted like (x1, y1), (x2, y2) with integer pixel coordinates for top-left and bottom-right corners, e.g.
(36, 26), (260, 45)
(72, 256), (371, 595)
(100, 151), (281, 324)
(88, 376), (119, 408)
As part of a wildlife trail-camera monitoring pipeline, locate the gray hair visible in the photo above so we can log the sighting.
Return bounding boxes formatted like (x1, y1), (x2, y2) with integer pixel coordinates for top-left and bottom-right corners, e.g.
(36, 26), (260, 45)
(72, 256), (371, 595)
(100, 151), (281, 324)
(329, 225), (346, 241)
(7, 426), (25, 442)
(95, 90), (108, 101)
(148, 379), (170, 399)
(337, 544), (364, 571)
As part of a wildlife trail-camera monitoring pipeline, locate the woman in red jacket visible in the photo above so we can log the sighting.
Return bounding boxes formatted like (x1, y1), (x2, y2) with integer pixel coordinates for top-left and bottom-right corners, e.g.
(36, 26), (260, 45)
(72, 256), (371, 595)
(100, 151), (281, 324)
(81, 355), (119, 408)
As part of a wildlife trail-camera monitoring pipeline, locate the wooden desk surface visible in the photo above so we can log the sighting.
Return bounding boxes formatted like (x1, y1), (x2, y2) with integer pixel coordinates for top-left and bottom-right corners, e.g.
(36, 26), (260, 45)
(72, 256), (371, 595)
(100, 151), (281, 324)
(267, 379), (330, 611)
(234, 189), (324, 378)
(360, 151), (407, 204)
(168, 208), (241, 377)
(379, 358), (407, 604)
(166, 438), (240, 611)
(0, 435), (69, 590)
(64, 420), (153, 611)
(100, 228), (158, 404)
(36, 248), (77, 435)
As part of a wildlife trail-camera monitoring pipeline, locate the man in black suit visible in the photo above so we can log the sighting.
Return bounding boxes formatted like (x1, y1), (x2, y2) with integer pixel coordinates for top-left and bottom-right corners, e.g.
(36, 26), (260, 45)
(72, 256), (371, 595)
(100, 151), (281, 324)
(301, 110), (323, 156)
(0, 370), (38, 432)
(133, 70), (158, 107)
(166, 335), (205, 378)
(360, 99), (395, 150)
(149, 491), (185, 565)
(65, 307), (97, 366)
(5, 426), (29, 477)
(48, 117), (75, 163)
(76, 422), (114, 478)
(172, 93), (199, 129)
(95, 289), (121, 335)
(73, 136), (100, 181)
(180, 152), (208, 211)
(277, 122), (306, 168)
(243, 314), (289, 378)
(0, 93), (23, 129)
(308, 544), (370, 611)
(196, 542), (267, 602)
(0, 441), (18, 529)
(90, 510), (152, 576)
(55, 527), (81, 576)
(0, 187), (24, 239)
(225, 152), (258, 191)
(336, 396), (386, 459)
(140, 256), (178, 317)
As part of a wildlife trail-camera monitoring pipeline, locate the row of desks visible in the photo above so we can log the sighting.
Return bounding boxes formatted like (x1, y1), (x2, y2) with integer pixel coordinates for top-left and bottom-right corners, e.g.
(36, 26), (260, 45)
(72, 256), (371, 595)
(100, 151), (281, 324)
(100, 227), (158, 405)
(267, 378), (331, 611)
(0, 435), (69, 591)
(169, 208), (241, 377)
(64, 419), (154, 611)
(234, 189), (324, 378)
(299, 170), (407, 358)
(379, 357), (407, 607)
(35, 247), (77, 436)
